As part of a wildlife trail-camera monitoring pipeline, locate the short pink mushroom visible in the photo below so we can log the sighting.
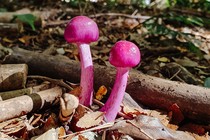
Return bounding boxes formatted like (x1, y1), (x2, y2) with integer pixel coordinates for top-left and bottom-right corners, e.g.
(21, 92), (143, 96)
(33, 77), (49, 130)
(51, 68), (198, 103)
(64, 16), (99, 106)
(100, 40), (141, 122)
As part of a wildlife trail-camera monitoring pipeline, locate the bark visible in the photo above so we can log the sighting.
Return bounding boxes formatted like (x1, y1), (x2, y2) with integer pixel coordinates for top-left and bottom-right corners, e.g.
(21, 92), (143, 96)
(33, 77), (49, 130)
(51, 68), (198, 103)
(0, 86), (62, 122)
(3, 47), (210, 123)
(0, 64), (28, 92)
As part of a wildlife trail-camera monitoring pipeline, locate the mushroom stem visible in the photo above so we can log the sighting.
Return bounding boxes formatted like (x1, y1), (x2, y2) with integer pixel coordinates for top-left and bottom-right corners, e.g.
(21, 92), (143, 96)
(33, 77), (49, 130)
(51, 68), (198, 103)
(100, 67), (130, 122)
(78, 43), (93, 106)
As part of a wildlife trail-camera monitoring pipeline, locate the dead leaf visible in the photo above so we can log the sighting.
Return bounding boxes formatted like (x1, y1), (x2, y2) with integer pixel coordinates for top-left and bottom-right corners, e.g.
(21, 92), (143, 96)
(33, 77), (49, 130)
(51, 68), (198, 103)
(34, 128), (58, 140)
(148, 110), (170, 126)
(0, 116), (27, 136)
(69, 86), (82, 97)
(76, 111), (104, 129)
(70, 105), (88, 131)
(57, 126), (66, 139)
(158, 56), (170, 63)
(121, 104), (141, 119)
(95, 85), (107, 101)
(18, 35), (36, 46)
(73, 132), (97, 140)
(168, 103), (184, 124)
(109, 115), (195, 140)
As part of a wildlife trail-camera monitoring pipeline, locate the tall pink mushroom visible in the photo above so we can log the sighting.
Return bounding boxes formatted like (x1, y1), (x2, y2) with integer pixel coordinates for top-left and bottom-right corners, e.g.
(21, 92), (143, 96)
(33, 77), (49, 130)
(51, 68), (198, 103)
(100, 40), (141, 122)
(64, 16), (99, 106)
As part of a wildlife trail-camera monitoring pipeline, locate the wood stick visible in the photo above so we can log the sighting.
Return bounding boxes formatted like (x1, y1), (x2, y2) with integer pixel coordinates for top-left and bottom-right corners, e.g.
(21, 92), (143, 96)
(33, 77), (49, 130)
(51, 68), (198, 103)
(3, 47), (210, 123)
(0, 83), (51, 101)
(0, 88), (32, 101)
(0, 64), (28, 92)
(0, 86), (62, 122)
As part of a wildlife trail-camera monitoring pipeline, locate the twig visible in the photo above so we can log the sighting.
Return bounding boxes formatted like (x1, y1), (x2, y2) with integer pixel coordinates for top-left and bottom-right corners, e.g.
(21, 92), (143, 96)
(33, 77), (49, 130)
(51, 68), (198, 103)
(89, 13), (150, 20)
(59, 122), (114, 139)
(169, 68), (181, 80)
(27, 75), (73, 91)
(44, 20), (69, 27)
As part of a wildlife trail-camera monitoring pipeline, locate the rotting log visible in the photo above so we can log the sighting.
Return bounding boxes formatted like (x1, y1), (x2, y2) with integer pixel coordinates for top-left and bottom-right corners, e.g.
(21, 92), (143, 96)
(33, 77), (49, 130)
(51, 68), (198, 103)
(0, 86), (62, 122)
(3, 47), (210, 123)
(0, 64), (28, 91)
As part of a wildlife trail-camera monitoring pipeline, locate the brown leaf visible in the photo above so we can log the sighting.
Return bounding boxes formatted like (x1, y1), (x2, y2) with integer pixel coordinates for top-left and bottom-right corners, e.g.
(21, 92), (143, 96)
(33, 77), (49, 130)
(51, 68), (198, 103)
(69, 86), (82, 97)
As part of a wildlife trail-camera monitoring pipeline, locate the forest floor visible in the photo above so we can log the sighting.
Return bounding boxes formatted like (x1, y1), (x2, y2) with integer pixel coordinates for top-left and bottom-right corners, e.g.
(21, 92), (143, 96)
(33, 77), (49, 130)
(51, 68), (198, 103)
(1, 1), (210, 140)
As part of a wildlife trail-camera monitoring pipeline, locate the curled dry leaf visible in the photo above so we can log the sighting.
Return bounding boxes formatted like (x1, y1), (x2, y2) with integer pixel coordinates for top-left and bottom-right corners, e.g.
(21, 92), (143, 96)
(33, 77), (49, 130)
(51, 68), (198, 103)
(59, 93), (79, 122)
(109, 115), (195, 140)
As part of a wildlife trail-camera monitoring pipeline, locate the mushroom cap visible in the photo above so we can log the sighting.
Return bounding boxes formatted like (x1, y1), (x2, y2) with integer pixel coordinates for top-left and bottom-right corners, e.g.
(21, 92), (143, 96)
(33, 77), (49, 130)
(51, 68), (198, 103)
(64, 16), (99, 44)
(109, 40), (141, 67)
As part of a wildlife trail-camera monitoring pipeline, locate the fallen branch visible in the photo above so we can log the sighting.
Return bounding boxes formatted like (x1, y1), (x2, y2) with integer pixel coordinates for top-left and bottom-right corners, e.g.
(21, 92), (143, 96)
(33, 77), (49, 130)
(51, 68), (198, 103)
(0, 83), (51, 101)
(0, 88), (32, 101)
(0, 86), (62, 122)
(3, 47), (210, 123)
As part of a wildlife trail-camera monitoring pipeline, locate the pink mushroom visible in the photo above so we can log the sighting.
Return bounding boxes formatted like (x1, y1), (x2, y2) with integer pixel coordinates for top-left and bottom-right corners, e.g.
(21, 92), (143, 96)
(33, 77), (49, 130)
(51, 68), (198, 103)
(64, 16), (99, 106)
(100, 40), (141, 122)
